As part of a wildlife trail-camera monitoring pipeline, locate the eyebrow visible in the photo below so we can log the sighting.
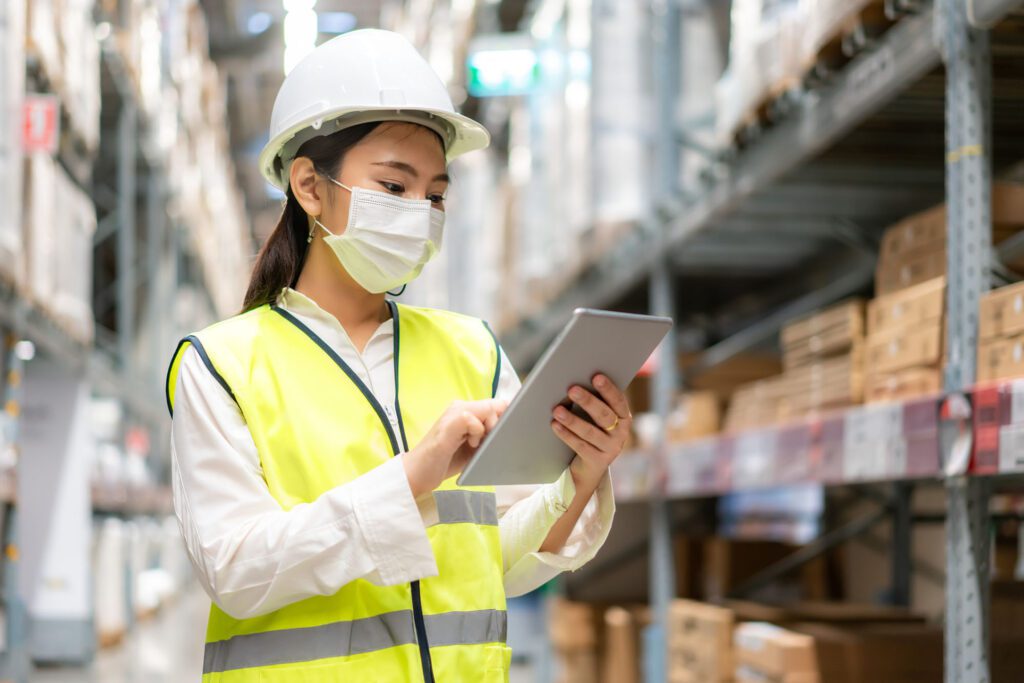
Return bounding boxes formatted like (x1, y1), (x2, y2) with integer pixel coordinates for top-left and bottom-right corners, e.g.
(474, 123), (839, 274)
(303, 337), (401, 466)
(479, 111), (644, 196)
(371, 160), (449, 183)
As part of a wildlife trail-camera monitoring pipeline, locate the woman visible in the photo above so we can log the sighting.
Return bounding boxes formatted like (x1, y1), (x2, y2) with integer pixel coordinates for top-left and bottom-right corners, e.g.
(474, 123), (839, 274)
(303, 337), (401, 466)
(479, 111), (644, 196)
(166, 29), (632, 682)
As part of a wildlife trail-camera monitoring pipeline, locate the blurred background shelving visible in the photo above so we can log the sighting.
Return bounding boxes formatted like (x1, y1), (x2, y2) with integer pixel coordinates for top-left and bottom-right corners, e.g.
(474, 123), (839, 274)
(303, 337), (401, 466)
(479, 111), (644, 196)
(3, 0), (1024, 681)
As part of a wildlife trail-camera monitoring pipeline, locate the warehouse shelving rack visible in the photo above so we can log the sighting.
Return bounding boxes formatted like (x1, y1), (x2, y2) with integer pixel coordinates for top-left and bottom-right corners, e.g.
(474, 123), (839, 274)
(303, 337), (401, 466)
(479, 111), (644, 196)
(500, 1), (1024, 681)
(0, 8), (231, 679)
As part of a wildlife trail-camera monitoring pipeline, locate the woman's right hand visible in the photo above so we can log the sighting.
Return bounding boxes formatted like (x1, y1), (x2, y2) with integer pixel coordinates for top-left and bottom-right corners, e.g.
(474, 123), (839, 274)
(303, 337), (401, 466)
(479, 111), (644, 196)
(402, 399), (508, 498)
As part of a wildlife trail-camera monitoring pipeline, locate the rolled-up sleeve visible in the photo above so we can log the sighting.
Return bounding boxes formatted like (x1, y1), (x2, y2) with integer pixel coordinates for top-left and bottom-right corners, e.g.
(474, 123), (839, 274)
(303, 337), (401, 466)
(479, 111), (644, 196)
(170, 347), (438, 620)
(492, 349), (616, 597)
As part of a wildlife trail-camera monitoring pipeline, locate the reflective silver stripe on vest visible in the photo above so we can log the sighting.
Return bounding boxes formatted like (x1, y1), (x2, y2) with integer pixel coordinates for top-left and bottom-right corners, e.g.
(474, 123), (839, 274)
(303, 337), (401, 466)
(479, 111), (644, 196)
(433, 489), (498, 526)
(203, 608), (506, 674)
(424, 609), (507, 647)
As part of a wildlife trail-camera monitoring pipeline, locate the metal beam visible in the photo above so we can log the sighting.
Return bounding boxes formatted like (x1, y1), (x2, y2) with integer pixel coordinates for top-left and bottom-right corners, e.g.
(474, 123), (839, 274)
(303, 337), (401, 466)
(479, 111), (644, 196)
(728, 505), (889, 599)
(117, 100), (137, 371)
(690, 250), (875, 375)
(941, 0), (993, 678)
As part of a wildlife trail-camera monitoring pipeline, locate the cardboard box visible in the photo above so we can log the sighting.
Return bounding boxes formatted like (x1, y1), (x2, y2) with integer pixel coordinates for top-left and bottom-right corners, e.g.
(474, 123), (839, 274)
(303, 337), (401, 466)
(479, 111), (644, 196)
(865, 367), (943, 403)
(875, 247), (947, 295)
(668, 600), (734, 683)
(781, 300), (865, 369)
(683, 353), (784, 402)
(866, 321), (944, 375)
(878, 184), (1024, 264)
(980, 281), (1024, 341)
(978, 334), (1024, 384)
(549, 598), (600, 652)
(785, 351), (864, 412)
(667, 392), (722, 444)
(603, 607), (640, 683)
(733, 623), (818, 679)
(793, 622), (943, 683)
(879, 205), (946, 262)
(867, 277), (945, 335)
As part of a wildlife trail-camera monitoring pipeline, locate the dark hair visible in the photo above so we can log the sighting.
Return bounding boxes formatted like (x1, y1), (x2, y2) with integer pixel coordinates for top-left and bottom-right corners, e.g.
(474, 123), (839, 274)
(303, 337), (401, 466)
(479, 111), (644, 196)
(241, 122), (382, 312)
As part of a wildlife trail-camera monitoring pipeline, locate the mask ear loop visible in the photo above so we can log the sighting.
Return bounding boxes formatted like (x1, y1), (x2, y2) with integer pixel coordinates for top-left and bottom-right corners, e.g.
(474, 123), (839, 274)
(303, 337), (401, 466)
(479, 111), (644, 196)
(387, 284), (407, 297)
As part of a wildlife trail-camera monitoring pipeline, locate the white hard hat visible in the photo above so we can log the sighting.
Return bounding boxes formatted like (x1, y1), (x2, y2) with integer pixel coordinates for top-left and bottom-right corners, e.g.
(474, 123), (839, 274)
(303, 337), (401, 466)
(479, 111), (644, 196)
(259, 28), (490, 190)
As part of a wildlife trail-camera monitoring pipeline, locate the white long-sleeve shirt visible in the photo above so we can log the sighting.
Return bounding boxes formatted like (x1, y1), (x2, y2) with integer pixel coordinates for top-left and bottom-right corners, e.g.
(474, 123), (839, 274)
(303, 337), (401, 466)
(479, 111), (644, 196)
(170, 288), (615, 619)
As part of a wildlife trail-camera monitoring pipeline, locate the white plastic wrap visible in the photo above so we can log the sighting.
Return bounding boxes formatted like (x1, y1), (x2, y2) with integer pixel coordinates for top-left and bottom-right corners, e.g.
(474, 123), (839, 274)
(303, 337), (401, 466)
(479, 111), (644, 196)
(0, 0), (25, 283)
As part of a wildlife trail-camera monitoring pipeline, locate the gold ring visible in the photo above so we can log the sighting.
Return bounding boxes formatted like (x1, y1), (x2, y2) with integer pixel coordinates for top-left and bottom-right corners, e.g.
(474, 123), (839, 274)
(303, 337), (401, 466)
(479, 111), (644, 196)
(604, 417), (619, 432)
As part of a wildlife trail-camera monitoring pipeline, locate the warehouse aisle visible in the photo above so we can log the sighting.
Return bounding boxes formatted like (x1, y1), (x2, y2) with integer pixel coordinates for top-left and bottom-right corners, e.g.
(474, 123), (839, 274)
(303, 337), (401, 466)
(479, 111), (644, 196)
(31, 588), (207, 682)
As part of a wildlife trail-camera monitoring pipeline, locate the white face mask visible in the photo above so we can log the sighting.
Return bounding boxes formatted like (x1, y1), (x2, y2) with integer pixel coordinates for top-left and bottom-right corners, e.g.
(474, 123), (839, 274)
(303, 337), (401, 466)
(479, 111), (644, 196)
(312, 176), (445, 294)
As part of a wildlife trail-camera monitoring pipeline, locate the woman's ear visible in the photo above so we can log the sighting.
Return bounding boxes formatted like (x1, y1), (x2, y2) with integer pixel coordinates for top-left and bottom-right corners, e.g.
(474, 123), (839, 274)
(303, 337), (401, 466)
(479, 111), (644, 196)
(290, 157), (322, 218)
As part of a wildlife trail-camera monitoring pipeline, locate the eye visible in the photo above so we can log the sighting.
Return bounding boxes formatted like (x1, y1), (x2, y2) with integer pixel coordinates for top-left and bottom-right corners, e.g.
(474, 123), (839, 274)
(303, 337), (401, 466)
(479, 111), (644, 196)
(380, 181), (404, 194)
(428, 193), (446, 204)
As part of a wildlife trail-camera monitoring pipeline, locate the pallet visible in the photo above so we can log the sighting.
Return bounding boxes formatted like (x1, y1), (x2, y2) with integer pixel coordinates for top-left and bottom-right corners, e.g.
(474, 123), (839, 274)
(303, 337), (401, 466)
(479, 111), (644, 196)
(729, 0), (916, 149)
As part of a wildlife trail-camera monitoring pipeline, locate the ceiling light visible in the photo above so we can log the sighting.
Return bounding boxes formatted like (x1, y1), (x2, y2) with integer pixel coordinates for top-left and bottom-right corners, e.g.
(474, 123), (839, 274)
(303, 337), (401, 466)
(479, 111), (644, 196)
(318, 12), (356, 34)
(247, 11), (272, 35)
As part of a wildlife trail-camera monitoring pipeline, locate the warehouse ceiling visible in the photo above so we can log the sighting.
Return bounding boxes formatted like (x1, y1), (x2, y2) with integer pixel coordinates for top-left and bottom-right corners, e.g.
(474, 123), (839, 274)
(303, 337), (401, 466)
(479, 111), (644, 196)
(198, 0), (389, 241)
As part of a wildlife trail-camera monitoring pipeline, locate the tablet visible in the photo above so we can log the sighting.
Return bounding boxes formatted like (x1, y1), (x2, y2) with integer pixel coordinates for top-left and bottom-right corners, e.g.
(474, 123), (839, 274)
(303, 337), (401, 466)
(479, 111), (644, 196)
(457, 308), (673, 486)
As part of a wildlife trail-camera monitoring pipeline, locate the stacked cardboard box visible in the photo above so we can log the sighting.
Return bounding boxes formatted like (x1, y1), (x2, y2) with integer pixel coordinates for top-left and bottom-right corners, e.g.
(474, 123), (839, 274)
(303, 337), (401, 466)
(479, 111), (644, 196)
(875, 184), (1024, 295)
(549, 598), (600, 683)
(865, 277), (946, 403)
(549, 599), (650, 683)
(781, 300), (865, 369)
(725, 301), (866, 431)
(781, 299), (866, 413)
(978, 281), (1024, 383)
(668, 600), (735, 683)
(734, 622), (819, 683)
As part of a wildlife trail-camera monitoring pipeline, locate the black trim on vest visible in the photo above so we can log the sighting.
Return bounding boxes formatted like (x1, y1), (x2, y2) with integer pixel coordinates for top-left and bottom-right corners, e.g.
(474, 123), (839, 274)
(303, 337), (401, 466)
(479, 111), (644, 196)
(166, 335), (238, 418)
(385, 300), (436, 683)
(387, 301), (412, 453)
(481, 321), (502, 399)
(270, 305), (400, 455)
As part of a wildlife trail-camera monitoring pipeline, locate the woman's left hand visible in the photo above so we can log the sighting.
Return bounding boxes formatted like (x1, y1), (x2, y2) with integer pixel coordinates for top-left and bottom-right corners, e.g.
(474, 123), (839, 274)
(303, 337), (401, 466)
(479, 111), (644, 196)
(550, 374), (633, 487)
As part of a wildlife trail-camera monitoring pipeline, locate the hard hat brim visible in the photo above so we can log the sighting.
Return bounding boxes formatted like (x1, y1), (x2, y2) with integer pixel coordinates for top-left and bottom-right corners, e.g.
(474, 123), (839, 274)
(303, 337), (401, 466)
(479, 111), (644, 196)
(259, 106), (491, 191)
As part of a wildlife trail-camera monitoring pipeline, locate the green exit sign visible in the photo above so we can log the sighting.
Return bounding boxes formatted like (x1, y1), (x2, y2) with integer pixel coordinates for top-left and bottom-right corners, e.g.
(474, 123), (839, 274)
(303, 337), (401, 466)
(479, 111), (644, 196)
(466, 34), (539, 97)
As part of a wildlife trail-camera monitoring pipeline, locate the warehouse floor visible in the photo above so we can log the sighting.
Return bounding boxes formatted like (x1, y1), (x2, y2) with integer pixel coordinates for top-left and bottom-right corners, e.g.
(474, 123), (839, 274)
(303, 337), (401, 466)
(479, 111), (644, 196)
(30, 586), (538, 682)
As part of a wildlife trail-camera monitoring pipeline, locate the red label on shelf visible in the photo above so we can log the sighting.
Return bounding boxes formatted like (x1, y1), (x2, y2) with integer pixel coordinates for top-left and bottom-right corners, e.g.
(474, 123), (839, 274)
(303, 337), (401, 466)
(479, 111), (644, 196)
(22, 94), (60, 154)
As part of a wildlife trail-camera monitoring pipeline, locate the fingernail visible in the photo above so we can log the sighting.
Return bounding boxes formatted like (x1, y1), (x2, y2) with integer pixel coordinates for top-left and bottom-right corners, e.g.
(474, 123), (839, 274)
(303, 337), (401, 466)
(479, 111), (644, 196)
(554, 408), (567, 421)
(595, 376), (607, 387)
(569, 388), (583, 400)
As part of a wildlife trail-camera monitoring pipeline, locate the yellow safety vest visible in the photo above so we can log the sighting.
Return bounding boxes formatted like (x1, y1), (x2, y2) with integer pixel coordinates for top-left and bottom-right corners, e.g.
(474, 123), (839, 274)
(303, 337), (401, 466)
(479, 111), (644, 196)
(166, 301), (511, 682)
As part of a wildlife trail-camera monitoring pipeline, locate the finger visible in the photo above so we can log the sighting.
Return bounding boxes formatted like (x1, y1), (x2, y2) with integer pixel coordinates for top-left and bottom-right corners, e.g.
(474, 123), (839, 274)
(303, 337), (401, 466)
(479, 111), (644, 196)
(567, 385), (619, 432)
(463, 399), (507, 422)
(553, 405), (614, 451)
(463, 412), (486, 449)
(592, 374), (631, 420)
(483, 410), (500, 432)
(493, 399), (509, 418)
(551, 421), (605, 461)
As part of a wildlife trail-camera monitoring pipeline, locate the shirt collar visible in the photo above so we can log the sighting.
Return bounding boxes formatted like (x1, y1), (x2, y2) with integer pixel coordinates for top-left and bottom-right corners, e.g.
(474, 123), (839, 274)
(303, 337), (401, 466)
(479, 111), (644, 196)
(276, 287), (394, 336)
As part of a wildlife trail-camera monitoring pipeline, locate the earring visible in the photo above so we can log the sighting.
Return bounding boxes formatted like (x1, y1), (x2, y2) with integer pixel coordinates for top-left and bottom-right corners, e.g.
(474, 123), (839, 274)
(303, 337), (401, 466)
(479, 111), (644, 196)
(307, 219), (316, 244)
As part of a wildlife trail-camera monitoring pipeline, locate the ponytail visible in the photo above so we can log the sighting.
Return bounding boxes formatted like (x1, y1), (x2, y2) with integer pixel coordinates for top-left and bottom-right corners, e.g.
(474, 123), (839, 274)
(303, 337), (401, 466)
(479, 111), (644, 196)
(241, 191), (310, 311)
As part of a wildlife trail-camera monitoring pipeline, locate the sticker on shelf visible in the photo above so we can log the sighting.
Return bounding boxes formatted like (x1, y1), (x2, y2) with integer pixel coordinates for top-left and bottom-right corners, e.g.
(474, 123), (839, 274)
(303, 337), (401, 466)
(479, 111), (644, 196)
(999, 424), (1024, 473)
